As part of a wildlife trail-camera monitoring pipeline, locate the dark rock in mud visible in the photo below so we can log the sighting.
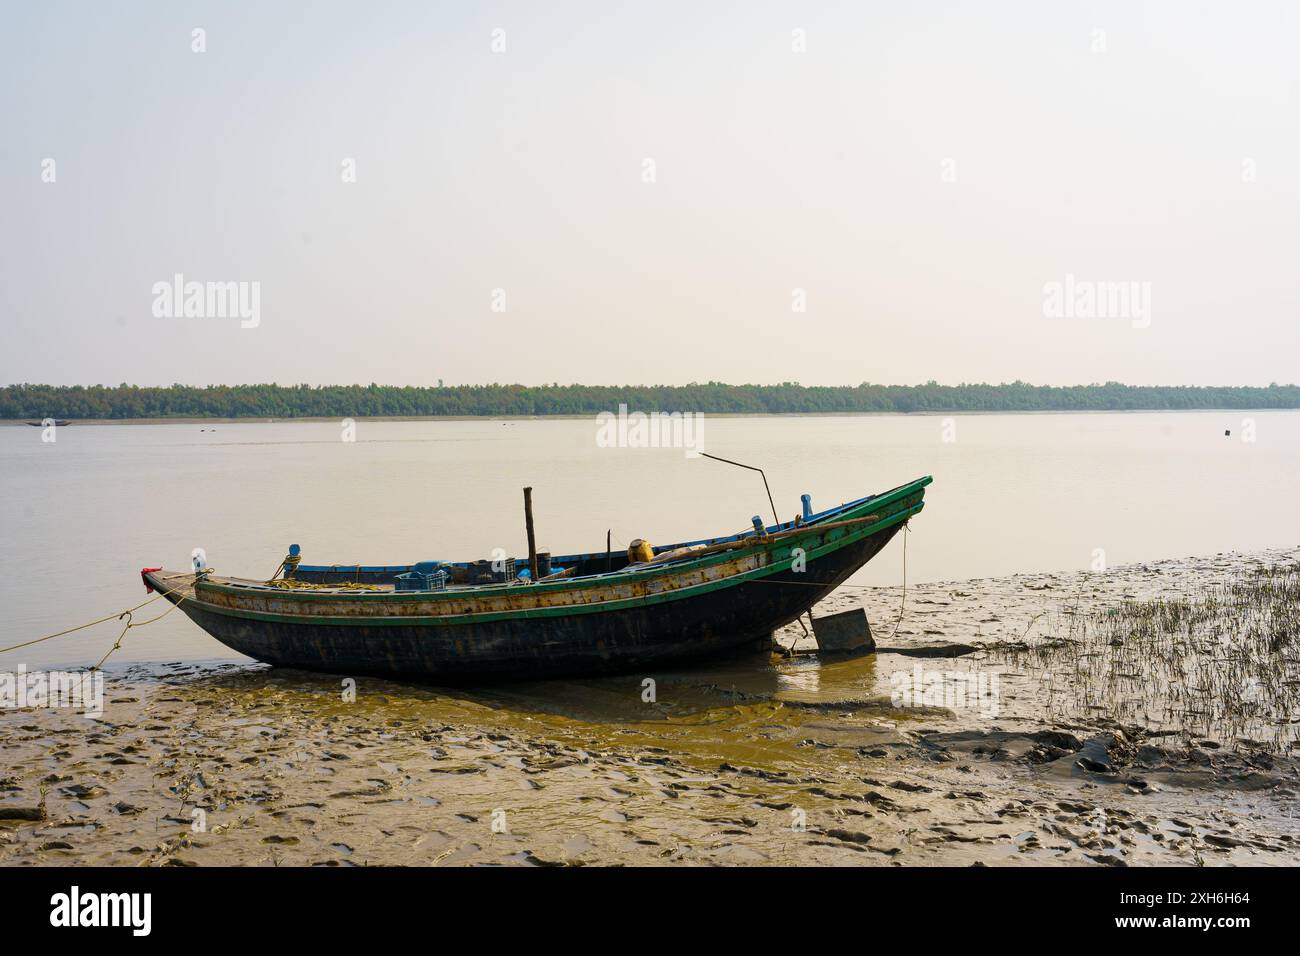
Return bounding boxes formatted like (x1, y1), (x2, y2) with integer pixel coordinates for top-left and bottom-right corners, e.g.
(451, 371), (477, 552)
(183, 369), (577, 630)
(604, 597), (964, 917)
(1204, 834), (1245, 849)
(0, 803), (47, 822)
(1073, 733), (1137, 775)
(875, 643), (979, 658)
(1086, 852), (1127, 867)
(59, 784), (106, 800)
(889, 781), (933, 793)
(1077, 757), (1115, 774)
(1027, 745), (1074, 764)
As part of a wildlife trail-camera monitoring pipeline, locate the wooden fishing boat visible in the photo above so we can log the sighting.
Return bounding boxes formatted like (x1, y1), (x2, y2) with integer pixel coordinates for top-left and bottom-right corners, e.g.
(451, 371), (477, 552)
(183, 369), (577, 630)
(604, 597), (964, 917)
(141, 476), (931, 681)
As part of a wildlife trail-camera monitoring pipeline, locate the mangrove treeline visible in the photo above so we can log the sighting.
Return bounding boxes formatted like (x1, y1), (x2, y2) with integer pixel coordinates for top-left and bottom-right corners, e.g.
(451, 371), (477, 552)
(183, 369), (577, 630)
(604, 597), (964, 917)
(2, 382), (1297, 420)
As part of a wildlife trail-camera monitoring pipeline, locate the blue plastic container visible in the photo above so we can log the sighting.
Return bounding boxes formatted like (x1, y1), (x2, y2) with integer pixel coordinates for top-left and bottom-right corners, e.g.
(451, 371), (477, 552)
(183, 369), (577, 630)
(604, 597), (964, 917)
(394, 563), (450, 592)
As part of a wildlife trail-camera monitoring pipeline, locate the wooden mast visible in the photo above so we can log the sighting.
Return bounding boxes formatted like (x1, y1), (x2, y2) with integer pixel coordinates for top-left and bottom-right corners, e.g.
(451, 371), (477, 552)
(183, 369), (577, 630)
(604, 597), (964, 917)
(523, 487), (539, 582)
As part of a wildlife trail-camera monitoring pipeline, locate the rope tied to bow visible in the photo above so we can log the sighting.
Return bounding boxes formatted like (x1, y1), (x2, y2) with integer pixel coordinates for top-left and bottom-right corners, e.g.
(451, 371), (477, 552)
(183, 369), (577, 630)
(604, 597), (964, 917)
(0, 576), (196, 669)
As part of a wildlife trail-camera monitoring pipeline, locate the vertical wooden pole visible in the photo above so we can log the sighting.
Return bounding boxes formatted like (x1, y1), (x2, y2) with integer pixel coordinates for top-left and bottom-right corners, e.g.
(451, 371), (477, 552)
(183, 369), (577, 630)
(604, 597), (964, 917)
(605, 529), (612, 572)
(523, 487), (538, 582)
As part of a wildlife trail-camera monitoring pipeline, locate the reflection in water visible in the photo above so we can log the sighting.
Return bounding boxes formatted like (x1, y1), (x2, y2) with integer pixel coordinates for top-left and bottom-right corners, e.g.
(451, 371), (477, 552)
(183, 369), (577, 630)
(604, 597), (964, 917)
(161, 644), (900, 777)
(776, 660), (822, 698)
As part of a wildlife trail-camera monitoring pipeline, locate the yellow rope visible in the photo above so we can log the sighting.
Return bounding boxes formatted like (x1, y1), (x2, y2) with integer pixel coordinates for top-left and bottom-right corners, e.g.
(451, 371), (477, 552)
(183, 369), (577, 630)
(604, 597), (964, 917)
(261, 578), (386, 591)
(269, 552), (302, 582)
(0, 556), (384, 670)
(261, 549), (386, 590)
(883, 523), (909, 641)
(0, 576), (196, 664)
(0, 592), (161, 655)
(91, 592), (192, 670)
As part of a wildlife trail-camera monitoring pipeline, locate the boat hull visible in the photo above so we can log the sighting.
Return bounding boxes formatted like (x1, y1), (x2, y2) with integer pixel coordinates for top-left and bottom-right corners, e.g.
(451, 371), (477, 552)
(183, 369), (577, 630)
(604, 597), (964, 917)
(143, 477), (929, 682)
(155, 526), (902, 681)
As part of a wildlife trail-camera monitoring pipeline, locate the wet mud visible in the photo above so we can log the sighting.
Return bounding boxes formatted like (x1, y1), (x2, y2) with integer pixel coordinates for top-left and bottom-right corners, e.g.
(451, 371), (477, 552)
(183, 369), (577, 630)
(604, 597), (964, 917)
(2, 548), (1298, 866)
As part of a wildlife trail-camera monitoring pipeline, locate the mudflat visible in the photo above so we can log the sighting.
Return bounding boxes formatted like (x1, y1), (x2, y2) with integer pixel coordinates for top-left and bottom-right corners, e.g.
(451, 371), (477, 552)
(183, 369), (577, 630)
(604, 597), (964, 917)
(2, 548), (1297, 866)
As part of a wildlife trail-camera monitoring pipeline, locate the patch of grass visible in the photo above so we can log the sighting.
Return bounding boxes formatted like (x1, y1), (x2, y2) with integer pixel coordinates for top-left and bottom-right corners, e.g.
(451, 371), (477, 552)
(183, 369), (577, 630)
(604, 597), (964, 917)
(999, 563), (1300, 752)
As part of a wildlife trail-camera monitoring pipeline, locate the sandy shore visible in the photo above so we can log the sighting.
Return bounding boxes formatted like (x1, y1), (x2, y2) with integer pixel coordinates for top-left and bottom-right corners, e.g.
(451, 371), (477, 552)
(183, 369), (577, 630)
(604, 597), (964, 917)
(2, 548), (1298, 867)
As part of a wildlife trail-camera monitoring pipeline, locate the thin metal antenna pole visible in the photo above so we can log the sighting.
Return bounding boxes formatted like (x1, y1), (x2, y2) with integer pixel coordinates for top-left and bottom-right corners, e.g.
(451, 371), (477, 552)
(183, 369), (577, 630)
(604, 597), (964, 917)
(699, 452), (779, 528)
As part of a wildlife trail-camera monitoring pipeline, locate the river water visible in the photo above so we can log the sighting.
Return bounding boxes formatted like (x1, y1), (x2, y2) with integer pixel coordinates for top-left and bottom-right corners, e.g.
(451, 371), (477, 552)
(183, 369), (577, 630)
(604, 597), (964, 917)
(2, 410), (1297, 668)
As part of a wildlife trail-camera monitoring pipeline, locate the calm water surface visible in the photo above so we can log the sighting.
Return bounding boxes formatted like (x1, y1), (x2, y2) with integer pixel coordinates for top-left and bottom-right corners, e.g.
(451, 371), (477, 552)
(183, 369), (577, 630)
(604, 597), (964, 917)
(2, 411), (1297, 668)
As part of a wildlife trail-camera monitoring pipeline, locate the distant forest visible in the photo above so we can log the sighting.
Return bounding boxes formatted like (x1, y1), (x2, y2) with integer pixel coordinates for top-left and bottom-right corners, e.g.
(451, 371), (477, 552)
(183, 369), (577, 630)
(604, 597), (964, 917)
(2, 382), (1298, 420)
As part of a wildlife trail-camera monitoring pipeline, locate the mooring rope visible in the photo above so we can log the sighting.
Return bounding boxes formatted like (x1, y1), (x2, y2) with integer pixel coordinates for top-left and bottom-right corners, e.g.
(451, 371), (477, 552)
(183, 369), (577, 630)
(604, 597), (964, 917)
(0, 577), (196, 667)
(90, 591), (193, 670)
(757, 521), (911, 651)
(883, 523), (909, 642)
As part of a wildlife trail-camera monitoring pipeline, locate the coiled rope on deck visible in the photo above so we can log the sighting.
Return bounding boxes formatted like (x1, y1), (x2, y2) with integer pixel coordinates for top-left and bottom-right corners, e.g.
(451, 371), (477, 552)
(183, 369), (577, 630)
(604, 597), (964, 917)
(268, 550), (302, 582)
(262, 578), (386, 591)
(264, 550), (386, 590)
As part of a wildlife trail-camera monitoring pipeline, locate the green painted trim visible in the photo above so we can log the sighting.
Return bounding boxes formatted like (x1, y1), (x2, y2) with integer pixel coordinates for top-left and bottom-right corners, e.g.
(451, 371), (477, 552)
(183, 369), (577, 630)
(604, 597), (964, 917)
(204, 475), (932, 605)
(186, 498), (925, 628)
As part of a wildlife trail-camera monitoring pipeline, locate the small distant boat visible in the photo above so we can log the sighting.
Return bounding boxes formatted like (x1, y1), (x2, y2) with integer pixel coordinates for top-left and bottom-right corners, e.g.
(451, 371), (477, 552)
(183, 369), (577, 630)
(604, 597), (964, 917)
(26, 419), (71, 427)
(142, 476), (932, 682)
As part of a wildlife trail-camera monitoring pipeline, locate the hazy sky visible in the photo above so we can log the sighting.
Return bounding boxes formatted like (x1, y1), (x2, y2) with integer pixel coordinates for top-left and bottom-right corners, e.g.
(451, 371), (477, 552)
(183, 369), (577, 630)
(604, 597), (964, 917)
(2, 1), (1297, 388)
